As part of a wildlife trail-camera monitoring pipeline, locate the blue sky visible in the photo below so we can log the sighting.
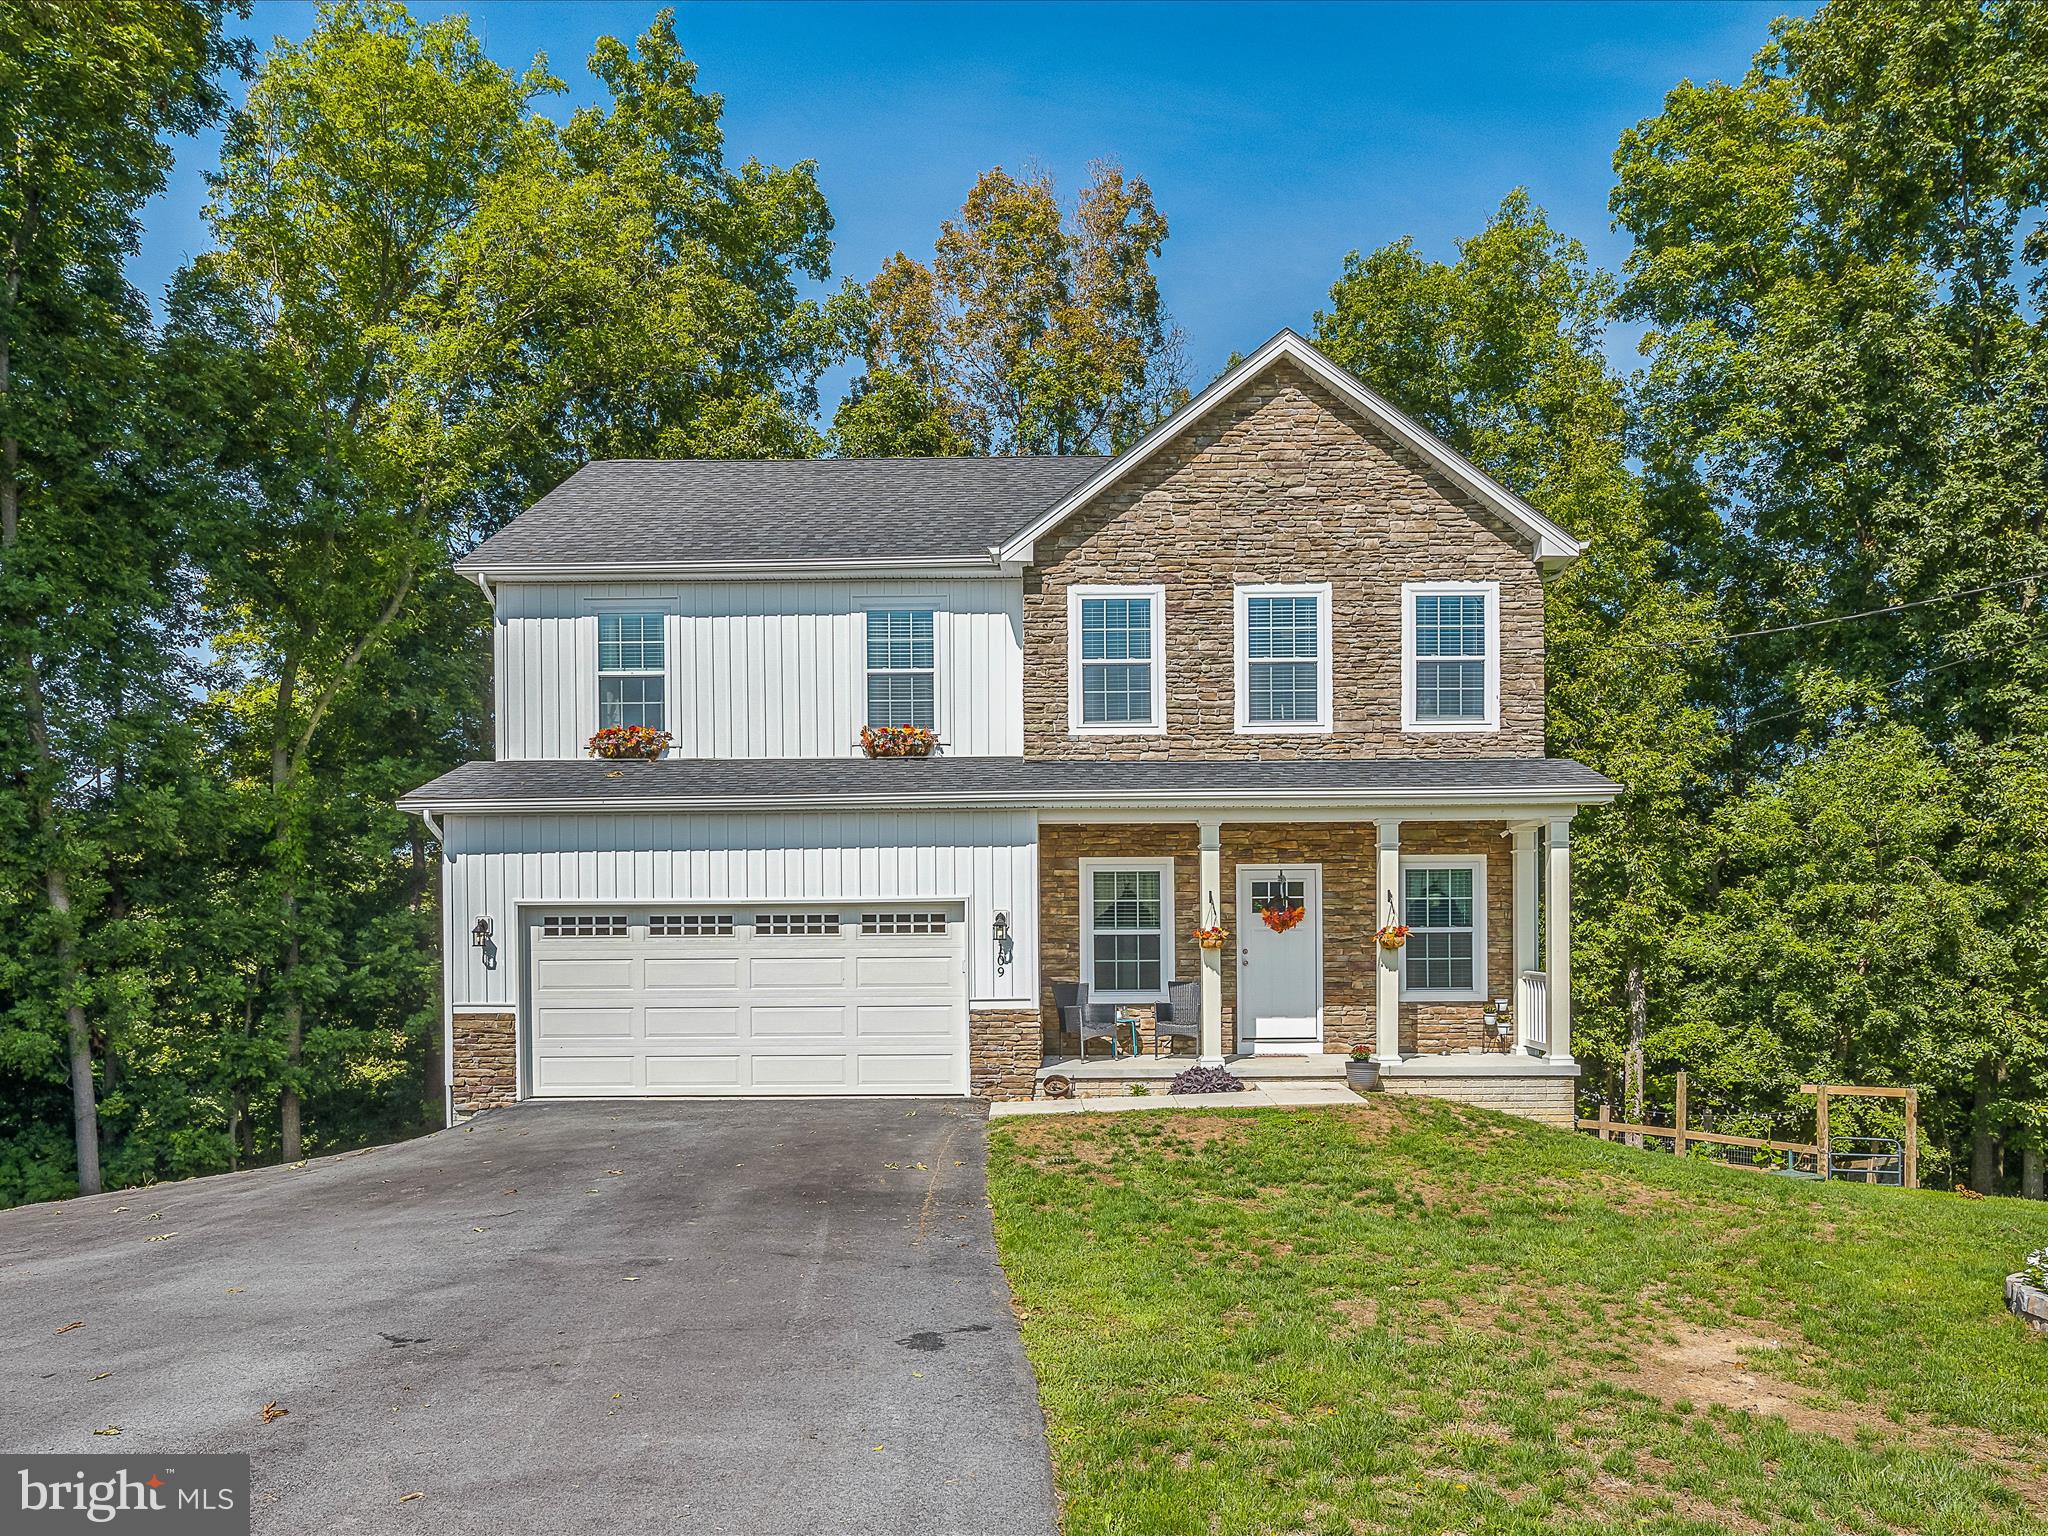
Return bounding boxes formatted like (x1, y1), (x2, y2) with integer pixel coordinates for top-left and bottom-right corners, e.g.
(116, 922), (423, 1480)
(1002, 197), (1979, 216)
(135, 1), (1800, 401)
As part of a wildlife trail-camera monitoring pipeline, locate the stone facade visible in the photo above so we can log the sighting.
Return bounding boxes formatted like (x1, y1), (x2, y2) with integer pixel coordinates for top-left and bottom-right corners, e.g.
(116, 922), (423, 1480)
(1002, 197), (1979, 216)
(970, 1009), (1041, 1101)
(451, 1010), (517, 1116)
(1022, 359), (1546, 759)
(1040, 823), (1206, 1054)
(1378, 1070), (1576, 1128)
(1037, 819), (1517, 1061)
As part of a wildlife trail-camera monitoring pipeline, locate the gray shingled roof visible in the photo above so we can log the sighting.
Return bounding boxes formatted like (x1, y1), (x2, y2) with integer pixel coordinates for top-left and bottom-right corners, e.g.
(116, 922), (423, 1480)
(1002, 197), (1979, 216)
(457, 457), (1104, 571)
(400, 756), (1619, 809)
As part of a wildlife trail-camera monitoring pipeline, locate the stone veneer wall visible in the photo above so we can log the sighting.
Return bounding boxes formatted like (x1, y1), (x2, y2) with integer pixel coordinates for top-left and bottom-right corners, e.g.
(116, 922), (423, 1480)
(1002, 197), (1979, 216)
(971, 1009), (1041, 1101)
(1039, 823), (1206, 1055)
(1021, 358), (1546, 759)
(1038, 820), (1514, 1062)
(1378, 1072), (1575, 1128)
(451, 1011), (517, 1116)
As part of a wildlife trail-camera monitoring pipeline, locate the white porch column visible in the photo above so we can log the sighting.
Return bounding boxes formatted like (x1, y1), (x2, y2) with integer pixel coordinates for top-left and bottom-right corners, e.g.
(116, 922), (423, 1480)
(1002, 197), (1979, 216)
(1198, 819), (1225, 1066)
(1511, 824), (1540, 1053)
(1373, 817), (1402, 1066)
(1546, 816), (1574, 1065)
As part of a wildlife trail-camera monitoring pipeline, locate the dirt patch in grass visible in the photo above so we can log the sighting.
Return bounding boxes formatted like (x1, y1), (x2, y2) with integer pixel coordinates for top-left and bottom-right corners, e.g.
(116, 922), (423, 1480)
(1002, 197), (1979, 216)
(1620, 1324), (1848, 1431)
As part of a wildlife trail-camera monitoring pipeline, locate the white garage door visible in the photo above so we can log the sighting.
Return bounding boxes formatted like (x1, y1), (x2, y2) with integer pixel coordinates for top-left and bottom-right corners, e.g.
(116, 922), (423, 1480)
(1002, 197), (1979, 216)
(527, 904), (968, 1097)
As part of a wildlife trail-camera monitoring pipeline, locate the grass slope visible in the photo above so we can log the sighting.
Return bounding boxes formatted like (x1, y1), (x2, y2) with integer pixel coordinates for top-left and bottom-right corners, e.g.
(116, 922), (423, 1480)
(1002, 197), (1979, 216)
(989, 1097), (2048, 1536)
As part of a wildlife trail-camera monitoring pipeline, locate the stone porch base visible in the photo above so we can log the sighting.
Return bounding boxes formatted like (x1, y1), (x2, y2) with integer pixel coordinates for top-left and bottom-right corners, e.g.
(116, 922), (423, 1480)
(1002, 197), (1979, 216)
(1373, 1053), (1580, 1127)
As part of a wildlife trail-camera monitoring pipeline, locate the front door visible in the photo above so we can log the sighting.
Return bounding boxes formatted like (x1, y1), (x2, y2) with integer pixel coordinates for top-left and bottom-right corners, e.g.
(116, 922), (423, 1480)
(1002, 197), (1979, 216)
(1236, 865), (1324, 1052)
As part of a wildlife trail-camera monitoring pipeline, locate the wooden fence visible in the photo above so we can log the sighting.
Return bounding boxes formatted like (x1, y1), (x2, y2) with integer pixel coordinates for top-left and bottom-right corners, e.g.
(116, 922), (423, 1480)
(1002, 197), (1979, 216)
(1575, 1075), (1918, 1190)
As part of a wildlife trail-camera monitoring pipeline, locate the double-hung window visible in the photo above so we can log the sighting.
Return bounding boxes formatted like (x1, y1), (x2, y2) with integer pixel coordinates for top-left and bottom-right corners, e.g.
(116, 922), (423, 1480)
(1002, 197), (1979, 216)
(865, 608), (935, 729)
(1080, 859), (1173, 1000)
(1404, 581), (1499, 731)
(1401, 857), (1486, 1000)
(1234, 583), (1332, 732)
(597, 613), (665, 731)
(1067, 585), (1165, 734)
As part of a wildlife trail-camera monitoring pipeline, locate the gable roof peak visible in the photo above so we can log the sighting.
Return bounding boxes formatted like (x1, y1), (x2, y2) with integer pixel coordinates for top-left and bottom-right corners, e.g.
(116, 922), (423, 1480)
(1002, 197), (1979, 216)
(998, 328), (1587, 568)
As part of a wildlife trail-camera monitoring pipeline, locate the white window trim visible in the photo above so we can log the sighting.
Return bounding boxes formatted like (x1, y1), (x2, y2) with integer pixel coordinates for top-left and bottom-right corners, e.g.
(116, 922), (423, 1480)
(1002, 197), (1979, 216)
(1402, 579), (1500, 734)
(860, 602), (940, 733)
(594, 607), (670, 737)
(1234, 582), (1334, 734)
(1078, 856), (1175, 1004)
(1398, 853), (1488, 1003)
(1066, 583), (1167, 736)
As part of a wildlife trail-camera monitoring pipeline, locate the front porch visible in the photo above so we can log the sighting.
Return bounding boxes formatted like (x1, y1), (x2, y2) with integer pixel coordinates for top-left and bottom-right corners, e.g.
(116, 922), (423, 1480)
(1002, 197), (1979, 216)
(1029, 812), (1579, 1122)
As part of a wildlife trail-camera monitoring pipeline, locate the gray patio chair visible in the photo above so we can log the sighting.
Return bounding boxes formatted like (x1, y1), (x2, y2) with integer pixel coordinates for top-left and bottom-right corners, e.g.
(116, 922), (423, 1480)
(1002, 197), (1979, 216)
(1154, 978), (1201, 1056)
(1052, 980), (1127, 1059)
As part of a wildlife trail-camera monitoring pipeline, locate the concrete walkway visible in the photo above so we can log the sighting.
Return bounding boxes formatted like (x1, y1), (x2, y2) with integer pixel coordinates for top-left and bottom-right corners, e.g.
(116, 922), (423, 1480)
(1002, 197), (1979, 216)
(988, 1082), (1361, 1117)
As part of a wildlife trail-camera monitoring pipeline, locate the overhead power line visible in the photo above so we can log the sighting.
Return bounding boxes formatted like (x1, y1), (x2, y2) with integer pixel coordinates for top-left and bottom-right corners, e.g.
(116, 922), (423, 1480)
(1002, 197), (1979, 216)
(1693, 570), (2048, 646)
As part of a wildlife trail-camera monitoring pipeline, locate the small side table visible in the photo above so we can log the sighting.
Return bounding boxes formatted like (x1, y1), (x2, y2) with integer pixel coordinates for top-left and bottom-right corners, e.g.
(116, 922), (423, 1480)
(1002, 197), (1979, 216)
(1114, 1011), (1143, 1058)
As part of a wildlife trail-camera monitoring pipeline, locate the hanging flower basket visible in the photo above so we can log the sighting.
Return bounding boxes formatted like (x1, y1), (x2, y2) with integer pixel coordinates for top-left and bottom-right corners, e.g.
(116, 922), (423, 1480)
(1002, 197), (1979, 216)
(859, 725), (937, 758)
(587, 725), (671, 760)
(1258, 899), (1306, 934)
(1192, 924), (1230, 950)
(1377, 924), (1410, 951)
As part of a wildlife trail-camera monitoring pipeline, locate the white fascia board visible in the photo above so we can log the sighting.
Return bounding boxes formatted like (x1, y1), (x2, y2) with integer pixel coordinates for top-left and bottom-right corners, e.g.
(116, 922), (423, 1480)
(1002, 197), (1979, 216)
(395, 784), (1621, 818)
(998, 330), (1587, 567)
(455, 554), (1017, 583)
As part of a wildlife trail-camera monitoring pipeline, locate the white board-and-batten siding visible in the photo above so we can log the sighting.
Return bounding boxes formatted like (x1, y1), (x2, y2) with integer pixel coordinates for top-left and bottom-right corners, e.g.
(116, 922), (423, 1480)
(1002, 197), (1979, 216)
(442, 808), (1039, 1009)
(493, 577), (1025, 760)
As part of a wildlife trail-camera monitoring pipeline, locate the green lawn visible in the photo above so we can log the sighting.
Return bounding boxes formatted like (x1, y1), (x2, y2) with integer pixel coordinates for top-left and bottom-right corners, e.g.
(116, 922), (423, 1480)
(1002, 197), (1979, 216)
(988, 1097), (2048, 1536)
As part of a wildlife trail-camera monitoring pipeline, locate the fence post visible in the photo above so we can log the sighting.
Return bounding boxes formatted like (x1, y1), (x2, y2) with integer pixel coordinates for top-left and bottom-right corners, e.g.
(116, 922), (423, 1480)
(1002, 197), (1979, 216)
(1597, 1101), (1611, 1142)
(1815, 1086), (1830, 1180)
(1674, 1071), (1688, 1159)
(1904, 1089), (1918, 1190)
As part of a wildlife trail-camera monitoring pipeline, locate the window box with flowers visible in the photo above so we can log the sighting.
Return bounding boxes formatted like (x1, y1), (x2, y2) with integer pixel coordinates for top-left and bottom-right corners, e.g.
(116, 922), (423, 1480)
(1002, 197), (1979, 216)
(860, 725), (938, 758)
(588, 725), (671, 760)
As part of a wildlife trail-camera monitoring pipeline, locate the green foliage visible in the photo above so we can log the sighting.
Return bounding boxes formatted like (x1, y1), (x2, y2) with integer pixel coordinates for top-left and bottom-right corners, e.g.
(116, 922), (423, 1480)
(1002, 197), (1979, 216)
(835, 163), (1187, 456)
(0, 0), (859, 1202)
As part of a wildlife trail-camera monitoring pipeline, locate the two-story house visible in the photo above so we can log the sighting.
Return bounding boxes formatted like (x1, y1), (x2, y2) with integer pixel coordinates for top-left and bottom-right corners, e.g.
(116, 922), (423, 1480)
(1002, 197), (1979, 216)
(399, 332), (1618, 1123)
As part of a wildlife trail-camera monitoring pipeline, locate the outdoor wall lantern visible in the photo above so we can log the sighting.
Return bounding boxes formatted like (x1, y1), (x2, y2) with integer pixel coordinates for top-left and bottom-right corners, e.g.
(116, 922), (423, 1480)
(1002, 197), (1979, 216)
(992, 910), (1013, 976)
(471, 915), (494, 947)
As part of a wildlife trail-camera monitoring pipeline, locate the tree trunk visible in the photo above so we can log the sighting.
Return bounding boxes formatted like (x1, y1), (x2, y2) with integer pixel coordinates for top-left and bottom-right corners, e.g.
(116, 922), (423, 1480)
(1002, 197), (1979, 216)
(1971, 1062), (2000, 1195)
(2, 206), (100, 1194)
(1622, 952), (1648, 1150)
(280, 921), (303, 1162)
(2024, 1147), (2044, 1201)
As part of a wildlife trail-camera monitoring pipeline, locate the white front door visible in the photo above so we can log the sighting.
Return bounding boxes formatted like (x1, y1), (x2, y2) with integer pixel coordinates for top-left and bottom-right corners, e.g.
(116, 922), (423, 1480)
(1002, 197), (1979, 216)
(1236, 865), (1323, 1052)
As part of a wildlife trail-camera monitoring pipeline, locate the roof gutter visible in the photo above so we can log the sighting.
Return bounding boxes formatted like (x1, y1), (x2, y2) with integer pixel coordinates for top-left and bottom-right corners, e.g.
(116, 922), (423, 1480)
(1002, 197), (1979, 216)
(397, 781), (1622, 817)
(454, 552), (1015, 583)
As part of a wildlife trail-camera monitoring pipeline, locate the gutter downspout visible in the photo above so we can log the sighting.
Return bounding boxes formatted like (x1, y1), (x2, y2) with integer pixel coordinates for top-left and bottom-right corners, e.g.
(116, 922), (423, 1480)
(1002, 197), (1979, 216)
(404, 803), (454, 1127)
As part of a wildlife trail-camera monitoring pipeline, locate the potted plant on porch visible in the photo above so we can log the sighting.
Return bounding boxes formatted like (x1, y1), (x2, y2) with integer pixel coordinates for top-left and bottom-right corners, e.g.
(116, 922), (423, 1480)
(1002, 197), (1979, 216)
(1346, 1042), (1380, 1090)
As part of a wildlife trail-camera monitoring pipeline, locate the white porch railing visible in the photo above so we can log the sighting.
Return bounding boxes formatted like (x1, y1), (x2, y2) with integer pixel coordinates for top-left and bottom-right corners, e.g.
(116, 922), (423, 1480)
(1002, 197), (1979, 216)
(1518, 970), (1549, 1052)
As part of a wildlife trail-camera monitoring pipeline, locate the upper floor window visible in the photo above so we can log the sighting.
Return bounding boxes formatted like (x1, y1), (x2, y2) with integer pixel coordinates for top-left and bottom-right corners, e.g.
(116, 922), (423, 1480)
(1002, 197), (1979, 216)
(597, 613), (665, 731)
(865, 608), (935, 728)
(1403, 581), (1498, 731)
(1234, 583), (1332, 733)
(1067, 584), (1165, 735)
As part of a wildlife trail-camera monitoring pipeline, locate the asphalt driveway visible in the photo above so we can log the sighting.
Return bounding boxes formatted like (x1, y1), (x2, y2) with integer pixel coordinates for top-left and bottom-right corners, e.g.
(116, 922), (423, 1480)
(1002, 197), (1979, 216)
(0, 1100), (1057, 1535)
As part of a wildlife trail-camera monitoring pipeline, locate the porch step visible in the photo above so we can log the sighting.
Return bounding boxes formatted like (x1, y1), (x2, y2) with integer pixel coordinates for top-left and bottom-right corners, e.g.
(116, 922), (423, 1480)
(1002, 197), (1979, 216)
(1034, 1053), (1355, 1099)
